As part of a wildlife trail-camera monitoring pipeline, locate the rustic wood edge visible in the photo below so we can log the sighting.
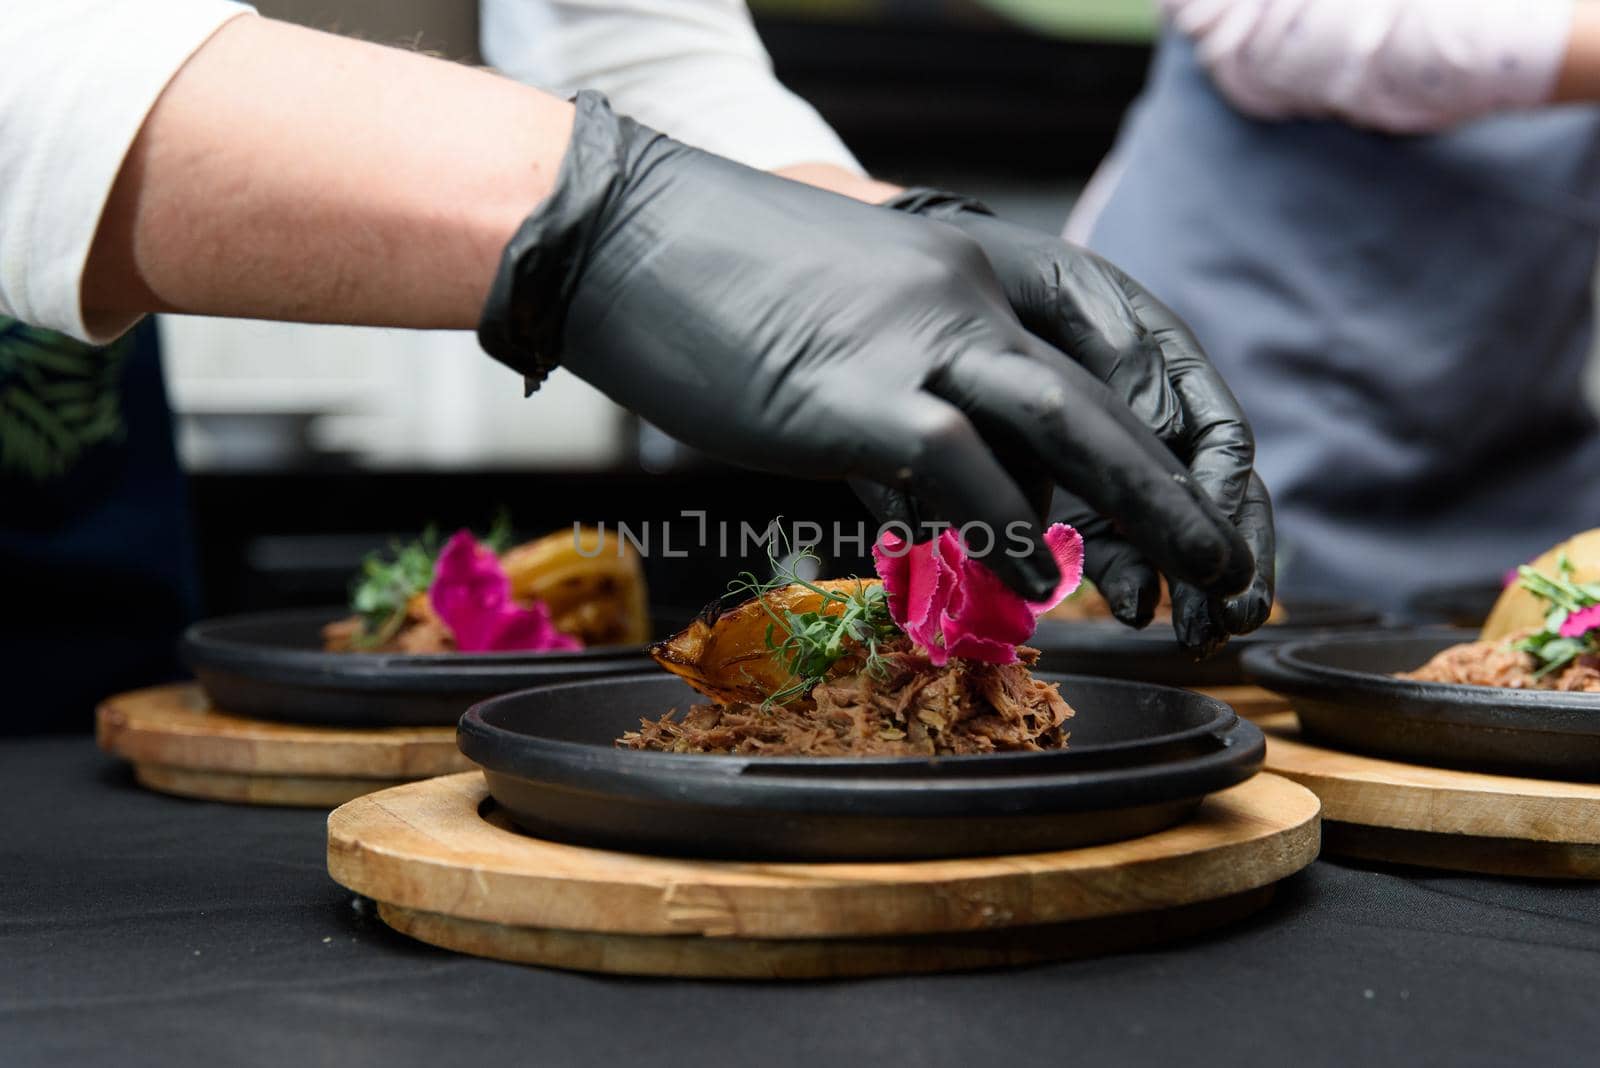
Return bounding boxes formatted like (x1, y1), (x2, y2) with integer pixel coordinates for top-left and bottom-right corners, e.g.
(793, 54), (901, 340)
(97, 683), (472, 779)
(1322, 822), (1600, 880)
(133, 762), (413, 808)
(375, 885), (1278, 979)
(326, 771), (1321, 940)
(1261, 713), (1600, 847)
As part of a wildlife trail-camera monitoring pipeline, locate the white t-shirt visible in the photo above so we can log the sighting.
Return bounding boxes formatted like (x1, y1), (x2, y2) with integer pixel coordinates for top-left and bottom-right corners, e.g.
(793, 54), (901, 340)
(0, 0), (254, 342)
(479, 0), (861, 173)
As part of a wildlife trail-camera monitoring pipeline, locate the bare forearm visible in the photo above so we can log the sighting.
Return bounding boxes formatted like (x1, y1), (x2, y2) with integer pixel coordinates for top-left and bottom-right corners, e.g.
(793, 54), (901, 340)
(82, 16), (573, 334)
(1554, 2), (1600, 102)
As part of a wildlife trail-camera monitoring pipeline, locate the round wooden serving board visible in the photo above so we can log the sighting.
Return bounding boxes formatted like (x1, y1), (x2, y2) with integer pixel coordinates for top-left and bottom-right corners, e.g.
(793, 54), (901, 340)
(327, 771), (1320, 979)
(1197, 685), (1291, 720)
(1260, 713), (1600, 878)
(96, 683), (473, 808)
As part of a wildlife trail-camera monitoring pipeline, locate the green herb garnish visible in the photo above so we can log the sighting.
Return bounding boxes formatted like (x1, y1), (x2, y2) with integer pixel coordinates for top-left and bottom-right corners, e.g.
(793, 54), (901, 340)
(727, 546), (900, 707)
(1511, 553), (1600, 678)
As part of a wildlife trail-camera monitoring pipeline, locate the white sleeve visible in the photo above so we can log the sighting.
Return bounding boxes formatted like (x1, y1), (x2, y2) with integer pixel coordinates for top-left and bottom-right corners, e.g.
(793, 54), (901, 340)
(1161, 0), (1573, 133)
(0, 0), (255, 343)
(480, 0), (862, 173)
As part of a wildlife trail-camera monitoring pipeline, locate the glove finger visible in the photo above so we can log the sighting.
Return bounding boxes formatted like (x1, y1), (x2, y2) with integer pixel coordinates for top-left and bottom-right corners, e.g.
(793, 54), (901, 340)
(1031, 265), (1182, 441)
(939, 215), (1183, 440)
(1114, 268), (1255, 519)
(1221, 473), (1276, 633)
(1033, 256), (1261, 612)
(1170, 580), (1230, 657)
(1052, 489), (1160, 628)
(848, 478), (920, 530)
(855, 442), (1053, 564)
(1169, 473), (1276, 651)
(932, 344), (1253, 596)
(857, 391), (1062, 601)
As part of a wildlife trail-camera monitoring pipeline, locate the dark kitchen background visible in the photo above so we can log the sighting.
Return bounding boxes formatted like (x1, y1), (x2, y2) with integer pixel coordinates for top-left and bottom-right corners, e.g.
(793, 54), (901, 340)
(180, 0), (1156, 614)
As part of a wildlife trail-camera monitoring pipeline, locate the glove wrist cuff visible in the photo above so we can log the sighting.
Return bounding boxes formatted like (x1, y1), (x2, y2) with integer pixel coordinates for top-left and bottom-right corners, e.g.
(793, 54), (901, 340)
(477, 90), (626, 394)
(881, 187), (995, 221)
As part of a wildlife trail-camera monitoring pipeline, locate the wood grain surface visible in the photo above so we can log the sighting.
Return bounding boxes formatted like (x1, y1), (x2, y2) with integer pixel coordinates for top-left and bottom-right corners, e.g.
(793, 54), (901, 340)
(1261, 713), (1600, 877)
(327, 771), (1320, 941)
(97, 683), (472, 807)
(97, 683), (472, 777)
(130, 764), (418, 808)
(374, 887), (1278, 979)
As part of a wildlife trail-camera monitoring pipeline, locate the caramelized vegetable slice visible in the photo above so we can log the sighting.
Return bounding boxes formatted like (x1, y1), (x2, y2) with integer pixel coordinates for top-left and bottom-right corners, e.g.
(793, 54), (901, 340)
(651, 578), (880, 705)
(501, 527), (650, 646)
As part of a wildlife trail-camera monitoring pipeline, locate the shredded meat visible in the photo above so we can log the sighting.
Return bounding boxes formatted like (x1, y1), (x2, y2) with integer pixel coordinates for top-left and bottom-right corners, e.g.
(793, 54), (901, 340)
(619, 644), (1073, 756)
(1400, 631), (1600, 692)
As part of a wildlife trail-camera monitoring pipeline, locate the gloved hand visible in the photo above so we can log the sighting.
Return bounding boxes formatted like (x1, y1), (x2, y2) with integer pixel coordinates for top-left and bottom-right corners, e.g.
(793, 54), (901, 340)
(480, 93), (1253, 602)
(884, 189), (1275, 652)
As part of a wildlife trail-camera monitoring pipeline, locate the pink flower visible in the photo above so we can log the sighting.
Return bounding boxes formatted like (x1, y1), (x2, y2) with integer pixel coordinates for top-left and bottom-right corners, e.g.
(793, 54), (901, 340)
(1558, 604), (1600, 640)
(871, 524), (1084, 665)
(428, 530), (582, 653)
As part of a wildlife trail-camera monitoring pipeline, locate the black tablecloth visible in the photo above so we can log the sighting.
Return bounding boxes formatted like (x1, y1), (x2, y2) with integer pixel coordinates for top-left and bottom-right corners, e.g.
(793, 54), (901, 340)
(6, 737), (1600, 1067)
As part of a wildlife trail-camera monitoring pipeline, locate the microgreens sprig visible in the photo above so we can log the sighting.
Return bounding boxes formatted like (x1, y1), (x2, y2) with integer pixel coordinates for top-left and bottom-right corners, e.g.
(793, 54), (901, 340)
(727, 545), (901, 707)
(348, 512), (514, 647)
(1512, 553), (1600, 678)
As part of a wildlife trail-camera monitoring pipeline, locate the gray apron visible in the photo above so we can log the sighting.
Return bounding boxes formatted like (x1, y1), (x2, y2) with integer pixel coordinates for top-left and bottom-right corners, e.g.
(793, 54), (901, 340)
(1083, 31), (1600, 611)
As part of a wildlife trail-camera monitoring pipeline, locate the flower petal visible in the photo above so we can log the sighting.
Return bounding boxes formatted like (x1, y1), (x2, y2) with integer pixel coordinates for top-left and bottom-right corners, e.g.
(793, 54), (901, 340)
(1029, 523), (1086, 616)
(872, 523), (1083, 665)
(944, 535), (1037, 648)
(943, 631), (1021, 665)
(874, 531), (956, 663)
(1559, 603), (1600, 639)
(429, 531), (508, 651)
(480, 598), (583, 653)
(429, 529), (584, 653)
(871, 532), (913, 625)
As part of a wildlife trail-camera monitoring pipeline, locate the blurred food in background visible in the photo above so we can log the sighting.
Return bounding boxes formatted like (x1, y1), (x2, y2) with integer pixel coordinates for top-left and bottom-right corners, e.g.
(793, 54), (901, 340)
(323, 524), (650, 653)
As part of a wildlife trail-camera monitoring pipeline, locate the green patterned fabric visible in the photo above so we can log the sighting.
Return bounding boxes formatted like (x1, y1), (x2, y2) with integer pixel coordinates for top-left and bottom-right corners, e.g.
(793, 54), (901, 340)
(0, 318), (131, 481)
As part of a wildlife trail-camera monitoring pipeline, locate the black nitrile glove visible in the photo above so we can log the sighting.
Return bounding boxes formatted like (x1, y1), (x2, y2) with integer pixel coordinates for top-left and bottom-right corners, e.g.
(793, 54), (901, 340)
(885, 189), (1275, 652)
(480, 94), (1253, 602)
